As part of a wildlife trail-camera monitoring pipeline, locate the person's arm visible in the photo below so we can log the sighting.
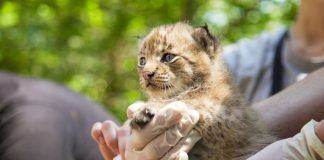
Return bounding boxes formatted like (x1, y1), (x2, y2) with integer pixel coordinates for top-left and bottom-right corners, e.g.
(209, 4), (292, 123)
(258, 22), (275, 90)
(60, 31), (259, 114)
(253, 67), (324, 138)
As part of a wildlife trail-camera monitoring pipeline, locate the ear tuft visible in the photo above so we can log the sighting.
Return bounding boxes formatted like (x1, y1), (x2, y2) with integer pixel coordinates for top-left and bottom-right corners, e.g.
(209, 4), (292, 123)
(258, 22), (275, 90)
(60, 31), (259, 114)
(192, 24), (218, 58)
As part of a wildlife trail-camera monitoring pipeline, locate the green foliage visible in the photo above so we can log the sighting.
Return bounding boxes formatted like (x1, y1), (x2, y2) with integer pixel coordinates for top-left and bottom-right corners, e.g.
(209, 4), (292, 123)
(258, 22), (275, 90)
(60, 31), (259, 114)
(0, 0), (298, 121)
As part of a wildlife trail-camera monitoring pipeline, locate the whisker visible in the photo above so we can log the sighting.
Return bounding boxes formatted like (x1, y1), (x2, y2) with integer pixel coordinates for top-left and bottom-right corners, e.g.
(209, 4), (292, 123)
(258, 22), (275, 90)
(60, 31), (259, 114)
(168, 84), (172, 97)
(162, 83), (167, 98)
(169, 84), (175, 98)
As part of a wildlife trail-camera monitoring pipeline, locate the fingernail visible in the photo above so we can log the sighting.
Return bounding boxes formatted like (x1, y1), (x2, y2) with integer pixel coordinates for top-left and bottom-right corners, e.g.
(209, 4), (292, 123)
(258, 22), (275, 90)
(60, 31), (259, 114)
(94, 122), (102, 130)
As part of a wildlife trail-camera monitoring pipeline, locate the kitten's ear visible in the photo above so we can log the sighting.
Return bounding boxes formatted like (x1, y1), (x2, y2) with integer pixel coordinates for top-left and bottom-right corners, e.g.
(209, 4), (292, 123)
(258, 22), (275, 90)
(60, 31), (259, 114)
(192, 24), (218, 58)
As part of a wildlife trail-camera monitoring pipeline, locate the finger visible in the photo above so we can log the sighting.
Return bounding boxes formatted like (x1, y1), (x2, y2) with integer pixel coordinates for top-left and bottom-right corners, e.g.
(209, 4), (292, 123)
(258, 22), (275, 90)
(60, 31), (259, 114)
(91, 122), (116, 160)
(127, 101), (145, 119)
(177, 110), (200, 136)
(160, 130), (201, 160)
(127, 111), (200, 160)
(102, 120), (120, 155)
(129, 101), (187, 149)
(98, 142), (116, 160)
(91, 122), (103, 143)
(117, 121), (131, 160)
(126, 123), (185, 159)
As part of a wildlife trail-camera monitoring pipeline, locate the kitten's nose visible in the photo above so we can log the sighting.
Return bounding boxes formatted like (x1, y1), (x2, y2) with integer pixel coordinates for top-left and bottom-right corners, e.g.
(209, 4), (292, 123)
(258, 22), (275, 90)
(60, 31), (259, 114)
(142, 71), (155, 80)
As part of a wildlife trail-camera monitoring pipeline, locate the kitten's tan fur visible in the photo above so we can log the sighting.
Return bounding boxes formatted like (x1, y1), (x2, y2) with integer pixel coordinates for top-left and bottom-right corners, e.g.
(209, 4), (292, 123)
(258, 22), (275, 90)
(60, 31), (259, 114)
(131, 23), (276, 160)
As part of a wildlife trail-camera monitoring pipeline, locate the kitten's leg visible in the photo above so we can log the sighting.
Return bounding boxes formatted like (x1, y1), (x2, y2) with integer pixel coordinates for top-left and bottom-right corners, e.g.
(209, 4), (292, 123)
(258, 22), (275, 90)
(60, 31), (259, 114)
(130, 107), (155, 130)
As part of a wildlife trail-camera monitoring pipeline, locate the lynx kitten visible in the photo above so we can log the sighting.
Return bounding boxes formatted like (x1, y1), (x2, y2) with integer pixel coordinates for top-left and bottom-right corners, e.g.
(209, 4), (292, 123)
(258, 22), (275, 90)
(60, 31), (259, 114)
(130, 23), (276, 160)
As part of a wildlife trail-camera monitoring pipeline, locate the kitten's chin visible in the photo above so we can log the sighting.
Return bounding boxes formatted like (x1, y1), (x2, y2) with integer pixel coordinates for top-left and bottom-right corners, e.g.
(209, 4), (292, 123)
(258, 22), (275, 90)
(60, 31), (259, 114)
(144, 83), (177, 98)
(147, 90), (174, 99)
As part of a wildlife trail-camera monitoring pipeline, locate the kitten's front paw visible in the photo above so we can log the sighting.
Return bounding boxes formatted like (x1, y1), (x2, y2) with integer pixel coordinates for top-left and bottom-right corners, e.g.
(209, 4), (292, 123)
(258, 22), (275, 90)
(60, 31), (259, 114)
(130, 107), (155, 130)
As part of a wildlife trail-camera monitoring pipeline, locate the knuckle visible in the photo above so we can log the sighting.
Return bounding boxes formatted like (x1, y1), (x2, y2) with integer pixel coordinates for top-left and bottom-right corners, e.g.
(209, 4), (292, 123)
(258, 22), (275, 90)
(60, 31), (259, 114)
(166, 128), (182, 145)
(101, 120), (115, 130)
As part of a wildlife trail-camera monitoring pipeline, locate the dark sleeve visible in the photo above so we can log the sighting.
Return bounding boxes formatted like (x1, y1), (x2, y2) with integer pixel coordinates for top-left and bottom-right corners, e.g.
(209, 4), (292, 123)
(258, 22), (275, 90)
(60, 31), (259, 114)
(1, 104), (76, 160)
(0, 73), (117, 160)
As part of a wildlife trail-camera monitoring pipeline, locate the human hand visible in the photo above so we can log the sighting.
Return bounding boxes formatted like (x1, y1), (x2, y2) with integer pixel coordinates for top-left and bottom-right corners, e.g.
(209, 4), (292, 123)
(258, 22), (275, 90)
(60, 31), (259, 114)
(91, 101), (201, 160)
(91, 119), (131, 160)
(126, 101), (201, 160)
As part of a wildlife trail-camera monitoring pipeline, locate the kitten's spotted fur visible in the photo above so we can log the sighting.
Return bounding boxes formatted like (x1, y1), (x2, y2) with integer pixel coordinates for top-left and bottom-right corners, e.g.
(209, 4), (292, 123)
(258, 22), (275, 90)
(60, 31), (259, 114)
(130, 23), (276, 160)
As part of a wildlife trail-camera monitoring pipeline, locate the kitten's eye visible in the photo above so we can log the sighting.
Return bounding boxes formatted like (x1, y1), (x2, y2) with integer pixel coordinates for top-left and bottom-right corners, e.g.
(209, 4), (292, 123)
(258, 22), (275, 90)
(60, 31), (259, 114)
(161, 53), (176, 63)
(139, 57), (146, 66)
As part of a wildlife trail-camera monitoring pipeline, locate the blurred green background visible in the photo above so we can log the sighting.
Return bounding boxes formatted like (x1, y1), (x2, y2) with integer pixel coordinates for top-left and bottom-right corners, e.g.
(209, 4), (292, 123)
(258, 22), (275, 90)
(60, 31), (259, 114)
(0, 0), (298, 121)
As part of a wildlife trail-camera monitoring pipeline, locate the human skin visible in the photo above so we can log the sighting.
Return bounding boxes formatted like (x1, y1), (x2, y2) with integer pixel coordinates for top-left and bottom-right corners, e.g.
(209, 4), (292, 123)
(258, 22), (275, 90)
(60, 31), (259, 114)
(246, 68), (324, 159)
(291, 0), (324, 58)
(253, 67), (324, 139)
